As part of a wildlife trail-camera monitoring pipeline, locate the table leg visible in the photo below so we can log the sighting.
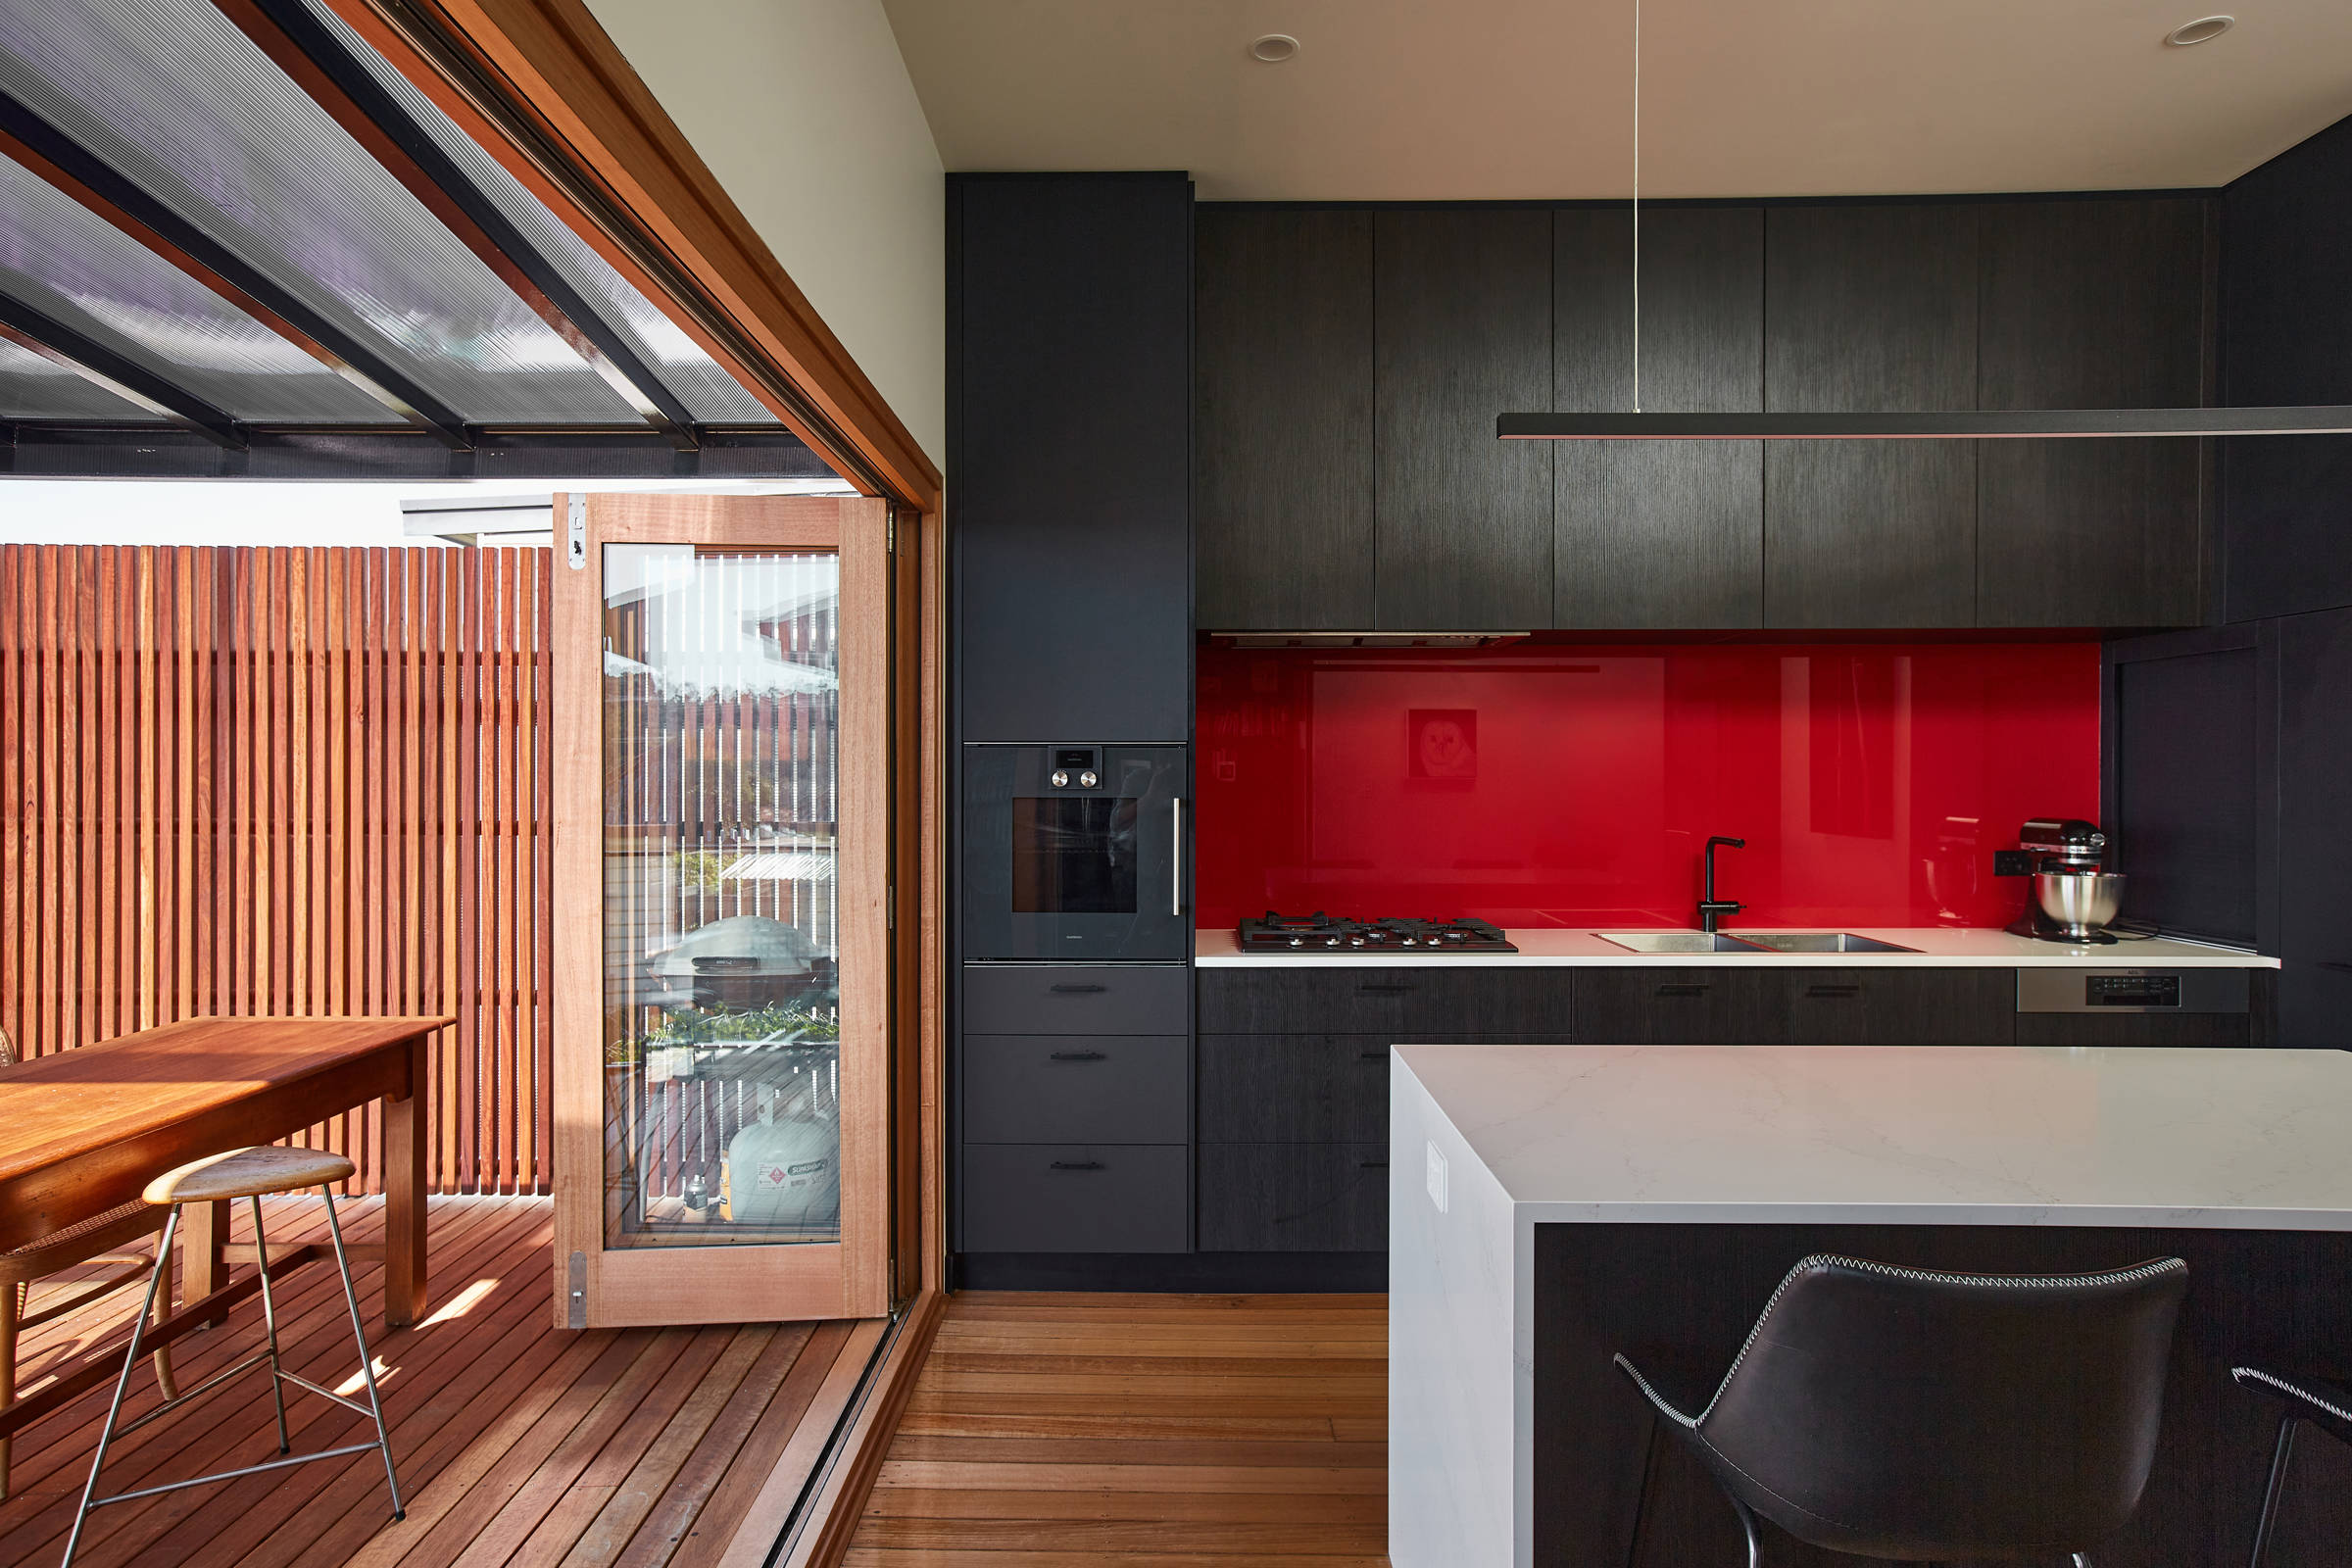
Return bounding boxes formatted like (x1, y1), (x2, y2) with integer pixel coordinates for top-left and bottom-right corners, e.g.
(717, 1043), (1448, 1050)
(383, 1041), (427, 1328)
(182, 1200), (230, 1327)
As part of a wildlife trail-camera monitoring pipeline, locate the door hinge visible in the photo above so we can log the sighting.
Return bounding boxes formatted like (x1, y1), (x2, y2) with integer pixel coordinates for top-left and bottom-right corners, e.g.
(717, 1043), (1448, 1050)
(566, 1250), (587, 1328)
(887, 885), (895, 929)
(887, 512), (897, 553)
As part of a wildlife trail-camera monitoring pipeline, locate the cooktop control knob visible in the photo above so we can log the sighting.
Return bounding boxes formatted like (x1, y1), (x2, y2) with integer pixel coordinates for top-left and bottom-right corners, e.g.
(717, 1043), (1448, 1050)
(1050, 769), (1069, 788)
(1289, 936), (1303, 948)
(1078, 769), (1100, 789)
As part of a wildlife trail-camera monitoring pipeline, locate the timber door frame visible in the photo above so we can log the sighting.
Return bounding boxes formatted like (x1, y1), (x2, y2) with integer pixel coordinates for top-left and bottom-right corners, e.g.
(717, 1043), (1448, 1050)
(552, 491), (892, 1326)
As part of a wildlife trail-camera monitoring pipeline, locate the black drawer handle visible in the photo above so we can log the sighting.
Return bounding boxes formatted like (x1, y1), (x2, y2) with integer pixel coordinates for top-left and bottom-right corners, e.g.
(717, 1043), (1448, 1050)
(1358, 1051), (1388, 1060)
(1656, 983), (1710, 998)
(1049, 983), (1107, 994)
(1048, 1050), (1106, 1061)
(1359, 1159), (1389, 1169)
(1805, 984), (1862, 999)
(1356, 982), (1417, 994)
(2320, 961), (2352, 974)
(1049, 1159), (1104, 1171)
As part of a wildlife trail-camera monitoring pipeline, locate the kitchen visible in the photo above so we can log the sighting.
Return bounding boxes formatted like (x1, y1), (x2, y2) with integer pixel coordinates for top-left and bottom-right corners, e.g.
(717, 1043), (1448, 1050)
(932, 11), (2352, 1563)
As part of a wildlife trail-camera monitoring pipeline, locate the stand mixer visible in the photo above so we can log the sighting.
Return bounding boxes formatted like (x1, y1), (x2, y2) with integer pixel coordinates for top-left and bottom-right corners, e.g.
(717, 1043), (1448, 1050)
(2001, 817), (2125, 944)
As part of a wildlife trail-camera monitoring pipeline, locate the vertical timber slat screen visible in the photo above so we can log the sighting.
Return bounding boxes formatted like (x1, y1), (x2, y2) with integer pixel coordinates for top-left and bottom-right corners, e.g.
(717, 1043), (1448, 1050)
(0, 544), (552, 1195)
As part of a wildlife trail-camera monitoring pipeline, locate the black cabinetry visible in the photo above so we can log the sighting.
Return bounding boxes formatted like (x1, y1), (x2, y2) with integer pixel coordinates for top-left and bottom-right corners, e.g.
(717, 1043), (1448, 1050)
(1195, 208), (1374, 630)
(1373, 210), (1555, 629)
(1574, 967), (2014, 1045)
(2278, 608), (2352, 1047)
(951, 173), (1192, 740)
(1553, 208), (1764, 628)
(1977, 199), (2208, 627)
(1762, 205), (1981, 628)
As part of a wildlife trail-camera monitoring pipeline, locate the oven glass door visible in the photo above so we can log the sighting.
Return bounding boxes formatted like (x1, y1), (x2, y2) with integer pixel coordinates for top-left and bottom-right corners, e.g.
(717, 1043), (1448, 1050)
(964, 745), (1186, 960)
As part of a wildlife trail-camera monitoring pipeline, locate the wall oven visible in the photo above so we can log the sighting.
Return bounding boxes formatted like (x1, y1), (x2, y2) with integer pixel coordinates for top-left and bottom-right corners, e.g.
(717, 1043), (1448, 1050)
(963, 744), (1187, 961)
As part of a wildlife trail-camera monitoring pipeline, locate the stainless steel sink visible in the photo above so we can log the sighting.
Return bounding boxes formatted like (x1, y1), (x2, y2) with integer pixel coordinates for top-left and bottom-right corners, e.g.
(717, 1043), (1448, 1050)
(1735, 932), (1920, 954)
(1593, 931), (1773, 954)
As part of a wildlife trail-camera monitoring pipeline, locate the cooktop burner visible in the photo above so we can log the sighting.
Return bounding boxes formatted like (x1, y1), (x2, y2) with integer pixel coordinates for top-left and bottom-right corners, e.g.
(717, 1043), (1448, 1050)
(1237, 911), (1519, 954)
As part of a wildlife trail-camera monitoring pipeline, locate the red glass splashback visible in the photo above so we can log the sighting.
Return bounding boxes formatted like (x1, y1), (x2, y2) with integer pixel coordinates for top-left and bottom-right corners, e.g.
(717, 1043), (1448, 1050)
(1196, 641), (2102, 931)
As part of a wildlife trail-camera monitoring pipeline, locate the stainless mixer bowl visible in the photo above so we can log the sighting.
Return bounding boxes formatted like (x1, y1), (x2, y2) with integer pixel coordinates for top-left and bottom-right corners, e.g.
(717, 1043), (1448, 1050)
(2034, 870), (2125, 939)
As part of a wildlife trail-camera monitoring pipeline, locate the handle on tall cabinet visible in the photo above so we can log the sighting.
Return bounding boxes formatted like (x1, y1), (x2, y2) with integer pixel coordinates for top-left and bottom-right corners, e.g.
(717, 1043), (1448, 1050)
(1172, 797), (1185, 917)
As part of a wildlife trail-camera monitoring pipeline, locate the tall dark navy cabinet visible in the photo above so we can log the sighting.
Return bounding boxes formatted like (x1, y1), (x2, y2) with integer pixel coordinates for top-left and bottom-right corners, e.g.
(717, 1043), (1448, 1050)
(949, 173), (1199, 1287)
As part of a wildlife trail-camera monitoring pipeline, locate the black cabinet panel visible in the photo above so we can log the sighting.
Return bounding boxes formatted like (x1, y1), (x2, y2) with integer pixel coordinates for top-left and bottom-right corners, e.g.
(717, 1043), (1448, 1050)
(1195, 208), (1375, 630)
(963, 964), (1190, 1035)
(2278, 609), (2352, 1048)
(2014, 1012), (2248, 1048)
(1198, 965), (1574, 1038)
(2222, 116), (2352, 622)
(2112, 647), (2261, 946)
(952, 174), (1192, 740)
(1763, 205), (1979, 627)
(1199, 1144), (1389, 1252)
(962, 1144), (1190, 1253)
(1760, 968), (2014, 1046)
(1554, 208), (1762, 628)
(1374, 210), (1553, 629)
(1977, 199), (2207, 627)
(1199, 1034), (1393, 1144)
(1578, 967), (1774, 1044)
(963, 1035), (1191, 1144)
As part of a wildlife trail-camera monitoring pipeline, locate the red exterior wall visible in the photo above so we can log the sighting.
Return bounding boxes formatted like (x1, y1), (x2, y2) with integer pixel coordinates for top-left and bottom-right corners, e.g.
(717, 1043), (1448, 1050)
(1195, 641), (2102, 932)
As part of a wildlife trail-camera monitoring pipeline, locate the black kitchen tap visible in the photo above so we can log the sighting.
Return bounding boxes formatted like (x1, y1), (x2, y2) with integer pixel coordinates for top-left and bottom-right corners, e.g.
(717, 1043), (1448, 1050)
(1699, 836), (1746, 933)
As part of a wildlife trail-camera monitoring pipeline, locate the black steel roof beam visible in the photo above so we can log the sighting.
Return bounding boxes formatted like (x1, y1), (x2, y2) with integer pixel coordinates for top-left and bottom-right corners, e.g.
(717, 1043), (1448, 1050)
(217, 0), (701, 452)
(0, 292), (246, 449)
(0, 90), (473, 451)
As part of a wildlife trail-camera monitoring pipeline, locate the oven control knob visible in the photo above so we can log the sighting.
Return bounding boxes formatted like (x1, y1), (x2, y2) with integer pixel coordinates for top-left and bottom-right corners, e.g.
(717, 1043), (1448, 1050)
(1050, 769), (1069, 788)
(1078, 769), (1100, 789)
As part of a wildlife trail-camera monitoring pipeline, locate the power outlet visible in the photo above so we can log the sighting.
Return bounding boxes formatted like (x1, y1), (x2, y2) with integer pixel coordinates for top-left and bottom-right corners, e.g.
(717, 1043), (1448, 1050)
(1425, 1141), (1449, 1214)
(1992, 850), (2034, 877)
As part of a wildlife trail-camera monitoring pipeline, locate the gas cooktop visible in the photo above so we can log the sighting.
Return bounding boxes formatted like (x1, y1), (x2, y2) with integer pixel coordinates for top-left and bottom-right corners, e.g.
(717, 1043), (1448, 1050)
(1237, 911), (1519, 954)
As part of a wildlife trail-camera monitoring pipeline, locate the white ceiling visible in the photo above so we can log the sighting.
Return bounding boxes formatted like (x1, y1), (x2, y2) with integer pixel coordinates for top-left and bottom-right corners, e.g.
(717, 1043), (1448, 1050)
(879, 0), (2352, 200)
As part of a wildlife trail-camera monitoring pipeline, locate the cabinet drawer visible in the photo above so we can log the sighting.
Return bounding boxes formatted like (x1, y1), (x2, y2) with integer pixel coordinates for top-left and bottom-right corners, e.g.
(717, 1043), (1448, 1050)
(1198, 1034), (1390, 1143)
(2015, 1012), (2249, 1049)
(1199, 1144), (1389, 1252)
(961, 1145), (1189, 1253)
(963, 964), (1189, 1035)
(963, 1035), (1189, 1144)
(1578, 968), (1772, 1044)
(1764, 969), (2014, 1046)
(1198, 965), (1574, 1038)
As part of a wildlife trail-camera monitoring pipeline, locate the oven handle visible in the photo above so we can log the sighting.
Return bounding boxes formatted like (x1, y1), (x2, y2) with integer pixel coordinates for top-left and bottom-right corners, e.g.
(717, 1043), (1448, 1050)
(1171, 796), (1185, 918)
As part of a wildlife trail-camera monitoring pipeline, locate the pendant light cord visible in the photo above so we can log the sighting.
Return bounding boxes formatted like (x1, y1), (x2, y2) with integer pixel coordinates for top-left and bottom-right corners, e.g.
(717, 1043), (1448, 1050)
(1631, 0), (1642, 413)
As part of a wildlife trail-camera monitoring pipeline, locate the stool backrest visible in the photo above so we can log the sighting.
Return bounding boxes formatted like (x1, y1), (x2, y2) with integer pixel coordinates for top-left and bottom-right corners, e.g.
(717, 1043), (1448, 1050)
(1697, 1253), (2187, 1557)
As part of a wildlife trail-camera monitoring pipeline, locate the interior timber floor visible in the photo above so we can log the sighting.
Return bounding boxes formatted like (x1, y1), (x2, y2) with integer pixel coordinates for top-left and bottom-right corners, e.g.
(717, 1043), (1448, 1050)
(845, 1291), (1389, 1566)
(0, 1195), (877, 1568)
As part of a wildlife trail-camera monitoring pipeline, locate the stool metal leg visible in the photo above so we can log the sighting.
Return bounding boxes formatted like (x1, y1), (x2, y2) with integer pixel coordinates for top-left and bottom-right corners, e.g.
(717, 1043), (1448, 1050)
(2248, 1415), (2299, 1568)
(319, 1184), (403, 1520)
(60, 1204), (179, 1568)
(248, 1196), (291, 1455)
(1726, 1490), (1763, 1568)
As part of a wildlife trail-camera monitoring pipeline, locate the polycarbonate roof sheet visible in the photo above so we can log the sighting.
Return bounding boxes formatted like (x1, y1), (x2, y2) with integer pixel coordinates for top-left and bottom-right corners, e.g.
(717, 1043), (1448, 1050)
(0, 150), (399, 421)
(0, 331), (163, 419)
(301, 0), (777, 426)
(0, 0), (642, 425)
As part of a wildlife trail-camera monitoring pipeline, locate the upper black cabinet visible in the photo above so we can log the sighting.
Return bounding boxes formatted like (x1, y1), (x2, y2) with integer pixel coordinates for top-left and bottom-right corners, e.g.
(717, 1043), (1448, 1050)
(1554, 207), (1764, 628)
(1763, 204), (1981, 627)
(1976, 199), (2208, 627)
(1374, 210), (1554, 630)
(1195, 208), (1376, 630)
(952, 174), (1193, 741)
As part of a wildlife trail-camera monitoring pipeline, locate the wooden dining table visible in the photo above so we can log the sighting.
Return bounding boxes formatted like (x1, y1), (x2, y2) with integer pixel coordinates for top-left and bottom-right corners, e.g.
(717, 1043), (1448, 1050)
(0, 1016), (450, 1329)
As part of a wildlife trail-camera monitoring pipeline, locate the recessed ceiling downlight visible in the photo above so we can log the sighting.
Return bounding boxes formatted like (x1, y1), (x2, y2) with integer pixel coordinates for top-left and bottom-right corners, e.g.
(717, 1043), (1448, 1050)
(1250, 33), (1299, 63)
(2165, 15), (2234, 45)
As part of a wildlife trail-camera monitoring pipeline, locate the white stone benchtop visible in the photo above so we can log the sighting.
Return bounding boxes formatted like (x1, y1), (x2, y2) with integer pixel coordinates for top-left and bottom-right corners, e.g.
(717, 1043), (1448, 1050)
(1199, 927), (2278, 967)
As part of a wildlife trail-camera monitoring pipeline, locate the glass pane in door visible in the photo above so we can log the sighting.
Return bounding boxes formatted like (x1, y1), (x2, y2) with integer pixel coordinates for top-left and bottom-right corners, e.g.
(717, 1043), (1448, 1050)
(601, 545), (841, 1249)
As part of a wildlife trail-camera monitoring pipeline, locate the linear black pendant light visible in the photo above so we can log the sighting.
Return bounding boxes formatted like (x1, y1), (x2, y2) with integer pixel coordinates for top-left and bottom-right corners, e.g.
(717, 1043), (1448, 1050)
(1496, 0), (2352, 443)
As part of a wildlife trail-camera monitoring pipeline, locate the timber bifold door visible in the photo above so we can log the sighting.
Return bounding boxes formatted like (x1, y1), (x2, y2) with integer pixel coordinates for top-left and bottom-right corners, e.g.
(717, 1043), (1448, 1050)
(553, 494), (892, 1327)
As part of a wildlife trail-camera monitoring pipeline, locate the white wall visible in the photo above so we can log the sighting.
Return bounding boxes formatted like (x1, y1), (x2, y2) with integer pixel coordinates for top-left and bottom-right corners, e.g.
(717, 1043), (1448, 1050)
(583, 0), (946, 468)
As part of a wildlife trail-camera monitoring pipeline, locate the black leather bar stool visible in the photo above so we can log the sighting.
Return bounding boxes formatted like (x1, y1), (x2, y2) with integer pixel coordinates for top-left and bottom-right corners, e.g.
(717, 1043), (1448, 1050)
(1614, 1252), (2188, 1566)
(60, 1146), (404, 1567)
(2231, 1363), (2352, 1566)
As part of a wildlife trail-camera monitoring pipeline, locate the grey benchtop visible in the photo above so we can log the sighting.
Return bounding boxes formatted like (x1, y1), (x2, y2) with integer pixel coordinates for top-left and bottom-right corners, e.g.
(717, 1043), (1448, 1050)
(1197, 927), (2278, 969)
(1394, 1043), (2352, 1229)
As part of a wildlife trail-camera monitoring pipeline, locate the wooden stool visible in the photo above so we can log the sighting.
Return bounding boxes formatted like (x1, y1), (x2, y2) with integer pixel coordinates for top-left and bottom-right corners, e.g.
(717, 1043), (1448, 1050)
(61, 1147), (404, 1566)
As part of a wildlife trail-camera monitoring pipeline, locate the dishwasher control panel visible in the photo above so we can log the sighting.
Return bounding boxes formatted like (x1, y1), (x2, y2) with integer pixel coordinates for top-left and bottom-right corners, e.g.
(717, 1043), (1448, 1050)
(2016, 968), (2250, 1014)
